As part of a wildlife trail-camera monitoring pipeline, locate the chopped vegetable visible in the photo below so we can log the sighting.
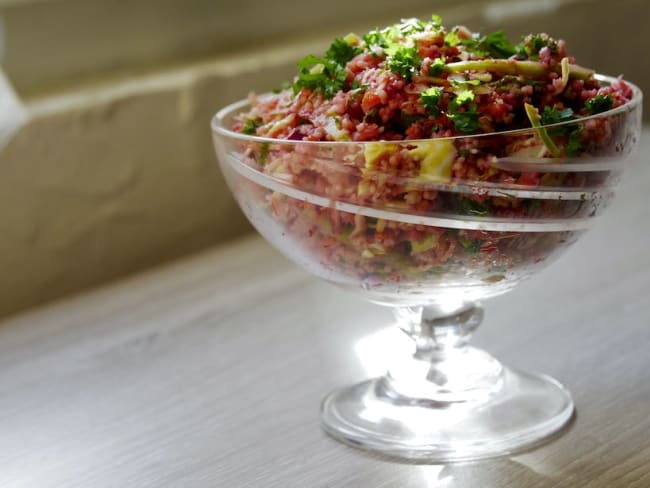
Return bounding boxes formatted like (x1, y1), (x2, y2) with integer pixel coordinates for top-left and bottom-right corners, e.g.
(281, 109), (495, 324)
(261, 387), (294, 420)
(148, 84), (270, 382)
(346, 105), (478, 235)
(585, 94), (614, 115)
(420, 87), (442, 116)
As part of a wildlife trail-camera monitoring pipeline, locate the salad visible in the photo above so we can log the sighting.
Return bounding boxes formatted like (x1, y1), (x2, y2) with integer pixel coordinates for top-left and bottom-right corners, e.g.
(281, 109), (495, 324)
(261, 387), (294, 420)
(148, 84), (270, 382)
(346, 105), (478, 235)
(227, 16), (636, 289)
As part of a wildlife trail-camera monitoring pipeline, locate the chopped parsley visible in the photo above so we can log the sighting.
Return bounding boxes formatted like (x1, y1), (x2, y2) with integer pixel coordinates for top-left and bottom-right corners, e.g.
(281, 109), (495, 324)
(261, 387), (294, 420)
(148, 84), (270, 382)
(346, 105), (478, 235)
(448, 110), (479, 134)
(293, 37), (361, 98)
(481, 31), (525, 58)
(458, 198), (490, 216)
(428, 57), (446, 76)
(447, 90), (479, 134)
(363, 29), (388, 48)
(420, 87), (442, 116)
(585, 94), (613, 115)
(241, 118), (263, 135)
(271, 81), (291, 94)
(522, 33), (558, 59)
(454, 89), (474, 105)
(325, 38), (362, 66)
(386, 45), (422, 81)
(540, 106), (574, 125)
(444, 30), (460, 47)
(565, 128), (582, 157)
(459, 235), (482, 254)
(294, 55), (346, 98)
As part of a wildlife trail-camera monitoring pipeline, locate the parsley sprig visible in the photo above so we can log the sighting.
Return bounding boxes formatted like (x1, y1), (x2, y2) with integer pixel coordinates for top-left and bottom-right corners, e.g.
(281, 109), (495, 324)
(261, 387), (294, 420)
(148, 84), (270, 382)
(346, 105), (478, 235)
(420, 87), (442, 116)
(386, 45), (422, 81)
(419, 87), (480, 134)
(293, 38), (361, 98)
(447, 90), (479, 134)
(585, 94), (613, 115)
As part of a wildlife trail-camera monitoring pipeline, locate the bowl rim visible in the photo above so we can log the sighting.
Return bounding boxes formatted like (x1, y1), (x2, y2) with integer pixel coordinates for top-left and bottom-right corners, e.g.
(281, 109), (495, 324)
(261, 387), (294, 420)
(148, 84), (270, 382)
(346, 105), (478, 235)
(211, 74), (642, 145)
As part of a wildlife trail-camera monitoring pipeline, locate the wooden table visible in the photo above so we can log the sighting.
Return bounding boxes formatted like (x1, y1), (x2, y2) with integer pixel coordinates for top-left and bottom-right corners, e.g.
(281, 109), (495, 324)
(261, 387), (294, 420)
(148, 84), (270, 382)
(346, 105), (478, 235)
(1, 131), (649, 487)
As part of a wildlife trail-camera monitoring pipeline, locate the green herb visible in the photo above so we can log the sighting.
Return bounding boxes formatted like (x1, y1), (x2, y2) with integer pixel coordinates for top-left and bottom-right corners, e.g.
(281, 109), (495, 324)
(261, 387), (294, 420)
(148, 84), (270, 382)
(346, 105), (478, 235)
(540, 105), (574, 125)
(241, 118), (262, 135)
(523, 33), (558, 59)
(420, 87), (442, 116)
(293, 37), (361, 98)
(363, 29), (388, 48)
(450, 78), (481, 87)
(386, 45), (423, 81)
(363, 108), (378, 121)
(428, 57), (446, 76)
(293, 55), (347, 98)
(458, 198), (490, 216)
(448, 110), (479, 134)
(585, 94), (613, 115)
(326, 38), (362, 66)
(565, 128), (582, 157)
(459, 236), (482, 254)
(259, 142), (270, 166)
(447, 90), (479, 134)
(431, 14), (442, 28)
(459, 35), (489, 58)
(455, 89), (474, 104)
(394, 18), (428, 36)
(271, 81), (291, 94)
(398, 112), (423, 130)
(481, 31), (523, 58)
(444, 30), (460, 47)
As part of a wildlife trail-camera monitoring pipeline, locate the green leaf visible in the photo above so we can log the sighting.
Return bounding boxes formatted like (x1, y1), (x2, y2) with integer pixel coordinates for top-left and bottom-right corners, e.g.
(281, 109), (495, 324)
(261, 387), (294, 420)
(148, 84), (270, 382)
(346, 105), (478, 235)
(444, 30), (460, 47)
(459, 235), (482, 254)
(585, 94), (613, 115)
(271, 81), (291, 94)
(293, 55), (347, 98)
(455, 89), (474, 105)
(386, 45), (422, 81)
(450, 78), (481, 87)
(326, 38), (362, 66)
(522, 33), (558, 59)
(448, 109), (479, 134)
(363, 29), (388, 48)
(241, 118), (262, 135)
(540, 105), (574, 125)
(428, 57), (446, 76)
(420, 87), (442, 116)
(481, 31), (518, 58)
(458, 198), (490, 216)
(565, 128), (582, 157)
(447, 90), (478, 134)
(431, 14), (442, 28)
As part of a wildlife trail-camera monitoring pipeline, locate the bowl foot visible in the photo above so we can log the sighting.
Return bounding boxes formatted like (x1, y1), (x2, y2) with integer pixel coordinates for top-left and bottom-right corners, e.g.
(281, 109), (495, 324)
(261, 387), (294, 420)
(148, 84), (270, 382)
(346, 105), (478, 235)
(321, 367), (574, 462)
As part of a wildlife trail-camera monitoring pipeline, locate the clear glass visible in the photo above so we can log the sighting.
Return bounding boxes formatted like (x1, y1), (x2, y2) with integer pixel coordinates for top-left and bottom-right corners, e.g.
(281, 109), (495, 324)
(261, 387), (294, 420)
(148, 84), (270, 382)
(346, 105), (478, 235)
(211, 75), (642, 461)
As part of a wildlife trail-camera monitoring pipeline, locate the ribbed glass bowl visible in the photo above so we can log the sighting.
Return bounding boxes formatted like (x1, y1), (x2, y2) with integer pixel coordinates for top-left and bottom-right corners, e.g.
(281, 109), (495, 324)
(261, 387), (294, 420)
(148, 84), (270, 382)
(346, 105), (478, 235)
(211, 75), (642, 461)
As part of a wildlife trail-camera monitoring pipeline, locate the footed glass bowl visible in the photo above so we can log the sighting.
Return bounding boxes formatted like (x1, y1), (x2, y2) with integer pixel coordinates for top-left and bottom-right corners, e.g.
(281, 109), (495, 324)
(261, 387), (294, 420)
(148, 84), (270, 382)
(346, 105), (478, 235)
(211, 75), (642, 461)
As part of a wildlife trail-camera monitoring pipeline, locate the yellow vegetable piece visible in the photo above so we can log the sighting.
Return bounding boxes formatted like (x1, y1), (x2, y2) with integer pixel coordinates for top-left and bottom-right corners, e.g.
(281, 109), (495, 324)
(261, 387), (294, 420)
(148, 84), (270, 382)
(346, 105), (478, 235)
(408, 140), (456, 182)
(363, 142), (399, 171)
(411, 234), (439, 254)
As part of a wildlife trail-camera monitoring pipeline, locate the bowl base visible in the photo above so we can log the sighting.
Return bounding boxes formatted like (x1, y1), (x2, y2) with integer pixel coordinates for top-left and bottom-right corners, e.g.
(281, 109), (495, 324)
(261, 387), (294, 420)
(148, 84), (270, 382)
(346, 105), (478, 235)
(321, 367), (574, 462)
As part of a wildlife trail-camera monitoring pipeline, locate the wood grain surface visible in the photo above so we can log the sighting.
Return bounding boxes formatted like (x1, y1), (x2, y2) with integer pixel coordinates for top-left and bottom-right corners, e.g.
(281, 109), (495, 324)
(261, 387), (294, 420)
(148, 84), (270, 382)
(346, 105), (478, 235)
(0, 132), (649, 487)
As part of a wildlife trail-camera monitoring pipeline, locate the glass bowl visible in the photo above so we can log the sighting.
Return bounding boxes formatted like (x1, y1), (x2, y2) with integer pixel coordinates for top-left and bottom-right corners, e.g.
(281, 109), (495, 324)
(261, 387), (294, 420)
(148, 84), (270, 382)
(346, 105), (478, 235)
(211, 74), (642, 461)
